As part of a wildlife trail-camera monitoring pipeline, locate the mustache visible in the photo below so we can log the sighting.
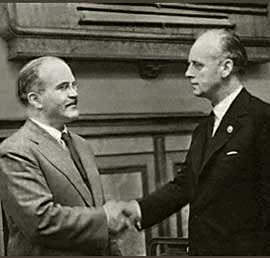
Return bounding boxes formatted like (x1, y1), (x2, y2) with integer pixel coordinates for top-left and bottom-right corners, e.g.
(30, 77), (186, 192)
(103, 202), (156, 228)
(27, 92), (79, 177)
(66, 98), (78, 107)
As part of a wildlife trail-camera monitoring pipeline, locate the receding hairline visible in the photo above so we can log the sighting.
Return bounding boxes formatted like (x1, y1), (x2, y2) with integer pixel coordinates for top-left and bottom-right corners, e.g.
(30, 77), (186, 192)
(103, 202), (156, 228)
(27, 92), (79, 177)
(17, 56), (69, 106)
(20, 56), (67, 75)
(192, 29), (248, 75)
(195, 30), (227, 58)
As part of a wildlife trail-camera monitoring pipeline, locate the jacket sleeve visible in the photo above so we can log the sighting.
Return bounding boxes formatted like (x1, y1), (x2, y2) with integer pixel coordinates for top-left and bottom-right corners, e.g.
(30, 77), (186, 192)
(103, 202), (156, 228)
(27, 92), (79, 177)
(257, 109), (270, 249)
(138, 148), (193, 229)
(0, 150), (109, 252)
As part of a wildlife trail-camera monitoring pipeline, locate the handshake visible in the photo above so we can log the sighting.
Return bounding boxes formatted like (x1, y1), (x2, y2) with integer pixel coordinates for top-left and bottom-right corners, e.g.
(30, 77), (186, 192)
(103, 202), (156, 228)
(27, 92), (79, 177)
(103, 200), (141, 237)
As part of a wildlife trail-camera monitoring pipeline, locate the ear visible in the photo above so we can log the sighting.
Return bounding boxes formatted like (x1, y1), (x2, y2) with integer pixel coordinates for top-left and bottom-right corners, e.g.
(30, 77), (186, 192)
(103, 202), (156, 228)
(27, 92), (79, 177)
(220, 58), (233, 79)
(27, 92), (43, 109)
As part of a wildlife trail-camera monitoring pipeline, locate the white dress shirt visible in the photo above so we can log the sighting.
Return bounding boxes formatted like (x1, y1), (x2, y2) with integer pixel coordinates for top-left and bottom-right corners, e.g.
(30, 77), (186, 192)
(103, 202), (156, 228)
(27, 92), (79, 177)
(212, 86), (243, 137)
(30, 118), (68, 148)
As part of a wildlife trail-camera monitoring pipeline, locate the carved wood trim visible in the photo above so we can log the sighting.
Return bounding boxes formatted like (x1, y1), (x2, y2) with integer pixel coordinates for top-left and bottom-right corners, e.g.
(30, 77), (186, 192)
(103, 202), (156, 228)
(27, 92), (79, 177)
(2, 3), (270, 63)
(7, 37), (193, 61)
(78, 10), (233, 27)
(8, 36), (270, 63)
(77, 3), (229, 18)
(5, 3), (234, 40)
(0, 113), (205, 140)
(153, 135), (171, 236)
(77, 3), (268, 17)
(161, 3), (268, 15)
(173, 162), (187, 237)
(138, 61), (166, 79)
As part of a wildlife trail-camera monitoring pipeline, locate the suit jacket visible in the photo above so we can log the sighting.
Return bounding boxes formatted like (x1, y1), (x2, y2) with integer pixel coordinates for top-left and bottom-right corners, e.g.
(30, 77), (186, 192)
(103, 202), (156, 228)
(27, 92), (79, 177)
(139, 88), (270, 255)
(0, 119), (120, 256)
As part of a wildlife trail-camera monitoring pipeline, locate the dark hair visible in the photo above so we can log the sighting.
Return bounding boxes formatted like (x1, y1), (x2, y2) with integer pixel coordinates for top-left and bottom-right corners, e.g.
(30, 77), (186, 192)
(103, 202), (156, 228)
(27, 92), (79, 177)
(203, 29), (248, 75)
(17, 56), (65, 106)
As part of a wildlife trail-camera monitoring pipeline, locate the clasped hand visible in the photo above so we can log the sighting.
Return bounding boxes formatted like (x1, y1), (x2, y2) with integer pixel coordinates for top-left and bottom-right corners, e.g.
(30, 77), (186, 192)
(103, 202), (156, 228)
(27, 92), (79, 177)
(103, 200), (140, 237)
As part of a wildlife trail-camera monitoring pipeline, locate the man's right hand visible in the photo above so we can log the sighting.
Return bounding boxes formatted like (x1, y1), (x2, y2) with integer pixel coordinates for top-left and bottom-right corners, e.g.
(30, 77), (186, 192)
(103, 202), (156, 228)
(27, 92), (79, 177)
(103, 200), (132, 236)
(122, 200), (142, 230)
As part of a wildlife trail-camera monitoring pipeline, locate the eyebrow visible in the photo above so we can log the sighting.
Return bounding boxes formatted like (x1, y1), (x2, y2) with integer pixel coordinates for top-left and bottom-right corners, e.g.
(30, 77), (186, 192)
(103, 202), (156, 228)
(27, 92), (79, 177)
(55, 80), (78, 89)
(190, 60), (204, 66)
(71, 80), (78, 86)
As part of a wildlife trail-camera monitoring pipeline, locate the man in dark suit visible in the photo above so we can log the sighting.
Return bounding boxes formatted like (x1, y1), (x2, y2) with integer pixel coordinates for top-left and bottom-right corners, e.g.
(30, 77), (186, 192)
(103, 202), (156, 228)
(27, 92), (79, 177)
(124, 29), (270, 255)
(0, 56), (130, 255)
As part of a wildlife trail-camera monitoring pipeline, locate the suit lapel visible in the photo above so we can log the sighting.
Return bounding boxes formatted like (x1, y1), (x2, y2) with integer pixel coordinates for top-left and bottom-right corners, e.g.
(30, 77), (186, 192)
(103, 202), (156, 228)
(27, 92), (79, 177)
(195, 88), (250, 177)
(198, 117), (240, 176)
(71, 133), (104, 206)
(26, 120), (94, 207)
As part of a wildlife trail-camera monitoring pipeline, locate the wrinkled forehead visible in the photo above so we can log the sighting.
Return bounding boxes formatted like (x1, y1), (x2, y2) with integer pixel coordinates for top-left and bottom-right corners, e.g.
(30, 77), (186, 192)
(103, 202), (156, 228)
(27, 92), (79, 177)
(39, 60), (75, 87)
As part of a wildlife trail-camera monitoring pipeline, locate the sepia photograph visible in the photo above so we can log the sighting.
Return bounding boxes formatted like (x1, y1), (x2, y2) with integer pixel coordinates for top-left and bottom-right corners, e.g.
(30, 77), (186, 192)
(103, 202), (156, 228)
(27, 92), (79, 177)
(0, 2), (269, 256)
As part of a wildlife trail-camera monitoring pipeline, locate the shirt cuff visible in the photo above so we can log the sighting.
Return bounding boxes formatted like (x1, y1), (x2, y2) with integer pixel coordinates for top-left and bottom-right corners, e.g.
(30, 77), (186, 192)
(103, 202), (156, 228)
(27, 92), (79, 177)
(103, 205), (110, 224)
(132, 200), (142, 230)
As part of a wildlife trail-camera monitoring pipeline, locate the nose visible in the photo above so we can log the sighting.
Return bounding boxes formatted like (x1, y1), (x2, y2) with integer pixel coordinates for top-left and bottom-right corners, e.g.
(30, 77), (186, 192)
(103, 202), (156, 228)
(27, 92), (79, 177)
(185, 63), (193, 78)
(68, 86), (78, 97)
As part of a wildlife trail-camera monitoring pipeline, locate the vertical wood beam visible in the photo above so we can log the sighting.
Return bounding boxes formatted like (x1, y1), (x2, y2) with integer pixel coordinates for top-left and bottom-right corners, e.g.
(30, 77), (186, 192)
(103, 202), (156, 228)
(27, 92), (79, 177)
(153, 135), (170, 237)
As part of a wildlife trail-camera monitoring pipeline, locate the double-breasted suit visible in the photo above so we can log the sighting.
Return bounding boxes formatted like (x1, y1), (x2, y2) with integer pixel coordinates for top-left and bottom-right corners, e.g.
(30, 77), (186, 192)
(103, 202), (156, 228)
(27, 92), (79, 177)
(0, 119), (119, 255)
(139, 88), (270, 255)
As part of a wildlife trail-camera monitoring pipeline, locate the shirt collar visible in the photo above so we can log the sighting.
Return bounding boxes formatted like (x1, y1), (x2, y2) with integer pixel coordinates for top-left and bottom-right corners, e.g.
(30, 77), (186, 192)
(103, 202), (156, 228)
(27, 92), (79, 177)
(30, 118), (67, 145)
(213, 85), (243, 122)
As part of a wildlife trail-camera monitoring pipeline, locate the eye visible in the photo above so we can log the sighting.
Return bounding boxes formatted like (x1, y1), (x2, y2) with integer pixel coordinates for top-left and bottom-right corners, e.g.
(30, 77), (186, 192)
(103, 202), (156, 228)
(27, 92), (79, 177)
(71, 81), (78, 90)
(192, 61), (204, 71)
(56, 82), (69, 91)
(56, 81), (78, 91)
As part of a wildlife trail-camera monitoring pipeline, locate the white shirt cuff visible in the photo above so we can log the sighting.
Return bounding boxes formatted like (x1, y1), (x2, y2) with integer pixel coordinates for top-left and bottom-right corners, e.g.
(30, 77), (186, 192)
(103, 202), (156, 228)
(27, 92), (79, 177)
(103, 205), (110, 224)
(132, 200), (142, 230)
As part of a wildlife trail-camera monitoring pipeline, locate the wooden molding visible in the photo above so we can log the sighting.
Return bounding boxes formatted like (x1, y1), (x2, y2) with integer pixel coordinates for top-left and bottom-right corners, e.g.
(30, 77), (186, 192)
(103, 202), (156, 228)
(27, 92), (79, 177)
(138, 61), (166, 79)
(0, 113), (206, 140)
(1, 3), (270, 62)
(7, 36), (270, 63)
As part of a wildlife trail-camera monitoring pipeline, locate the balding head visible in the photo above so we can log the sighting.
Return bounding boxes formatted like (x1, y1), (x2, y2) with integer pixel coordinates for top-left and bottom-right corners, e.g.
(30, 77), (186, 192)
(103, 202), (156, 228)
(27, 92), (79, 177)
(17, 56), (67, 106)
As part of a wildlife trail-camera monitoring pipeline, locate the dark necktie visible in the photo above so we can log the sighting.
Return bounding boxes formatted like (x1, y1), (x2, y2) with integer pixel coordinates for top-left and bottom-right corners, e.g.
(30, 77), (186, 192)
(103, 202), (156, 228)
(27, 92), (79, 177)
(207, 111), (215, 138)
(203, 111), (215, 160)
(61, 132), (90, 187)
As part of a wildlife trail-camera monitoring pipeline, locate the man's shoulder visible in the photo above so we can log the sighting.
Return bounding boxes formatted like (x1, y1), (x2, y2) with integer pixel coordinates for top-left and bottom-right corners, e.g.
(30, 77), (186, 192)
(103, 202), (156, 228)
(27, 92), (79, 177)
(249, 93), (270, 115)
(244, 93), (270, 131)
(192, 115), (209, 134)
(0, 122), (33, 153)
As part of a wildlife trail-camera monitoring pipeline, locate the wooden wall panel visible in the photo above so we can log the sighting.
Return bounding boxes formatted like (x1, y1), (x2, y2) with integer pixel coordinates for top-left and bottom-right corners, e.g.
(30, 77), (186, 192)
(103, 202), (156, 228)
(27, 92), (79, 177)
(100, 166), (147, 256)
(164, 139), (191, 239)
(89, 131), (193, 254)
(78, 128), (194, 254)
(93, 150), (155, 256)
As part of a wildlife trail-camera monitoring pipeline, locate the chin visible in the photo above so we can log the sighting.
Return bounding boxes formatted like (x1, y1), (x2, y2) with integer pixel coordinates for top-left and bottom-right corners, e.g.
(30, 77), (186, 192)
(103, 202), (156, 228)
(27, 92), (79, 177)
(193, 91), (202, 97)
(65, 111), (79, 122)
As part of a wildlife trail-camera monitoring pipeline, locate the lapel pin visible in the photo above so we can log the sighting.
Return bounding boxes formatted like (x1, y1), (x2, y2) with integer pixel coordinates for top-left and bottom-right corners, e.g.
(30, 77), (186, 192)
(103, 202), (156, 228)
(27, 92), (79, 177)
(227, 125), (233, 134)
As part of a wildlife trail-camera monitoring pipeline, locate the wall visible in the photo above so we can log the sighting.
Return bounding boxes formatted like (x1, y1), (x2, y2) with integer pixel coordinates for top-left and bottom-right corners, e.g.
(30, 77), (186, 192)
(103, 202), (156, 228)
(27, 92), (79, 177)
(0, 39), (210, 119)
(1, 35), (270, 120)
(0, 18), (270, 255)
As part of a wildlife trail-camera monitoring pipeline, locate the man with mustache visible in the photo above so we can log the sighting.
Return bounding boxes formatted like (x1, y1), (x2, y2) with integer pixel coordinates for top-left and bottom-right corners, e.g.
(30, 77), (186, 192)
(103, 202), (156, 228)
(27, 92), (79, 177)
(124, 29), (270, 255)
(0, 56), (130, 255)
